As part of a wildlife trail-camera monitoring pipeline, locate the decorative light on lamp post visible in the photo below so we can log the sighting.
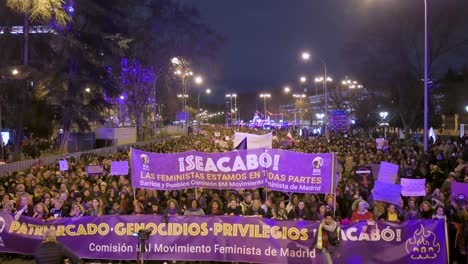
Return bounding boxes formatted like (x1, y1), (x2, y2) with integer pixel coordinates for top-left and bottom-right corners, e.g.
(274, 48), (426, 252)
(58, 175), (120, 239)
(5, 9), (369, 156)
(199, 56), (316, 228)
(300, 76), (307, 83)
(259, 93), (271, 119)
(379, 111), (389, 139)
(85, 87), (91, 93)
(11, 68), (19, 75)
(284, 86), (291, 93)
(119, 95), (125, 100)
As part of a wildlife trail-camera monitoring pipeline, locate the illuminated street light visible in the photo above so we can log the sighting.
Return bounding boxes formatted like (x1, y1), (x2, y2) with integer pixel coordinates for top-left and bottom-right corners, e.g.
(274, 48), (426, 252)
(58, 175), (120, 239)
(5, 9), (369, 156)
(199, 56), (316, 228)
(284, 86), (291, 93)
(171, 57), (180, 65)
(300, 76), (307, 83)
(85, 87), (91, 93)
(293, 94), (306, 98)
(11, 69), (19, 75)
(119, 95), (125, 100)
(316, 113), (325, 119)
(194, 75), (203, 85)
(301, 52), (311, 61)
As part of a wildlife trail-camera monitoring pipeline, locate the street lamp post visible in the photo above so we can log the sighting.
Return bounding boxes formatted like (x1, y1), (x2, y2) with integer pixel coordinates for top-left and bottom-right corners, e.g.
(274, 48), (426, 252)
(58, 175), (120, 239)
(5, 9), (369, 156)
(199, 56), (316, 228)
(259, 93), (271, 119)
(302, 52), (329, 137)
(293, 93), (306, 125)
(379, 111), (389, 139)
(197, 88), (210, 126)
(423, 0), (429, 152)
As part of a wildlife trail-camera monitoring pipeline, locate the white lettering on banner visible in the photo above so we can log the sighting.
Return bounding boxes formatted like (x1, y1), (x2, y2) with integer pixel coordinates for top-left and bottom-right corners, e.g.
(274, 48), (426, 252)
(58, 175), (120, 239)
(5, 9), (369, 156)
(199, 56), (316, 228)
(89, 243), (133, 253)
(178, 154), (280, 173)
(339, 227), (402, 242)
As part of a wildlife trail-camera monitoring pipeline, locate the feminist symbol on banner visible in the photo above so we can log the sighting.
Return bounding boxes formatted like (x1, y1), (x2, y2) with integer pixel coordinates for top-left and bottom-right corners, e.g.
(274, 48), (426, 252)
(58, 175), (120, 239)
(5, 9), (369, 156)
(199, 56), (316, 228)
(405, 224), (441, 260)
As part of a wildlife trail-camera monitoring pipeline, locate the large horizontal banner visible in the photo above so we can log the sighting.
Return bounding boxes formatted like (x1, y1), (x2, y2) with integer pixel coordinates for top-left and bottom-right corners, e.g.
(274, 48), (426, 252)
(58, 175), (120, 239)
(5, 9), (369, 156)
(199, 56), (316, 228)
(131, 148), (337, 193)
(0, 213), (447, 264)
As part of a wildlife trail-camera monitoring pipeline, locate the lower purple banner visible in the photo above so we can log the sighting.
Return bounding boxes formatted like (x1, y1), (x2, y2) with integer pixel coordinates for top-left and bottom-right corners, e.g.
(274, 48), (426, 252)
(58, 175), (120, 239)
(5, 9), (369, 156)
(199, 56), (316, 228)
(0, 213), (447, 264)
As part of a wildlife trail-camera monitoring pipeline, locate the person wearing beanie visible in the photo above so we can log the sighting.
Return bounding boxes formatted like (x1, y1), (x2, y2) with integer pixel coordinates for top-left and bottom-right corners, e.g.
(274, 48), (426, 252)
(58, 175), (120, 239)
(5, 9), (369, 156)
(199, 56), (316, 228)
(351, 200), (374, 222)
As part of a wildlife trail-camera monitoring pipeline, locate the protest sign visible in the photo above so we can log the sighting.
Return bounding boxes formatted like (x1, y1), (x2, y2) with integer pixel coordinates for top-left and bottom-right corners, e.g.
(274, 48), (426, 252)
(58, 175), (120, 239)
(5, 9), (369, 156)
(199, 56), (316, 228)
(401, 178), (426, 196)
(59, 160), (68, 171)
(451, 182), (468, 207)
(376, 138), (385, 149)
(378, 161), (399, 183)
(373, 181), (402, 205)
(233, 132), (272, 149)
(354, 166), (374, 190)
(86, 165), (104, 175)
(110, 161), (129, 175)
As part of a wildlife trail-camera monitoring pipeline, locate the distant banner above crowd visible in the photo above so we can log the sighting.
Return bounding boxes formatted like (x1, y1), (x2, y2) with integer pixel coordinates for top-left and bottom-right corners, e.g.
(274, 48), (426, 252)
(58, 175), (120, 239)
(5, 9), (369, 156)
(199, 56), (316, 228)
(0, 213), (447, 264)
(233, 132), (272, 149)
(131, 148), (338, 194)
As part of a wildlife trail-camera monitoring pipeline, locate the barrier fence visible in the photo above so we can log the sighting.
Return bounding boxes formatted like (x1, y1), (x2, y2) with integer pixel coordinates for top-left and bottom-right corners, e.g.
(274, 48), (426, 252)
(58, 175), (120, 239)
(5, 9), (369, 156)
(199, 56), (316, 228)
(0, 213), (447, 264)
(0, 139), (160, 176)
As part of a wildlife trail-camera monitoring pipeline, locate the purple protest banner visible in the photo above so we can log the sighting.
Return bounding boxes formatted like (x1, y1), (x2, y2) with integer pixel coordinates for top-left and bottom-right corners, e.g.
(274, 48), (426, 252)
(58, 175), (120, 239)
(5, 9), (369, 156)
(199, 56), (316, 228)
(131, 148), (267, 190)
(0, 213), (447, 264)
(131, 148), (337, 194)
(264, 149), (337, 193)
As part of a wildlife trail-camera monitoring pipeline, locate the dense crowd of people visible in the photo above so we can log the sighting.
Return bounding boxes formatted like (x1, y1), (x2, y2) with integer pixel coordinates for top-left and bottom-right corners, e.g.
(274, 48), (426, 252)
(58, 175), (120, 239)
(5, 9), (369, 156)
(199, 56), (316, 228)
(0, 125), (467, 263)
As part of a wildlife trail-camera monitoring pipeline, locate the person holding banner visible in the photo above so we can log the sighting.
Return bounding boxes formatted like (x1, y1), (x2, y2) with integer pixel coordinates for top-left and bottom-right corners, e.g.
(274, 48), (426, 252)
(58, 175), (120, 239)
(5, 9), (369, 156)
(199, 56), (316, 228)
(312, 211), (341, 264)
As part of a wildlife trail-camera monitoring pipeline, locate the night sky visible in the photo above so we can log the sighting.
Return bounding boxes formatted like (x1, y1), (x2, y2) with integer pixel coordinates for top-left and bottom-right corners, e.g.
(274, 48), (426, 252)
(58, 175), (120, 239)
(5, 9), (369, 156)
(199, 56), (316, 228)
(184, 0), (365, 97)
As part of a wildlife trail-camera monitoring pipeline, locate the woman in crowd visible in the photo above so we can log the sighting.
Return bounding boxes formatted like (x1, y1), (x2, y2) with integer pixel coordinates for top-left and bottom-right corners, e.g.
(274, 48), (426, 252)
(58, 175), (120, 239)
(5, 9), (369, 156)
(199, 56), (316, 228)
(271, 199), (289, 220)
(433, 205), (446, 220)
(289, 200), (313, 220)
(208, 199), (224, 216)
(86, 198), (104, 216)
(33, 202), (49, 221)
(69, 203), (84, 217)
(351, 200), (373, 222)
(420, 201), (434, 219)
(184, 199), (205, 216)
(164, 199), (181, 216)
(379, 203), (404, 222)
(403, 198), (421, 220)
(225, 199), (242, 216)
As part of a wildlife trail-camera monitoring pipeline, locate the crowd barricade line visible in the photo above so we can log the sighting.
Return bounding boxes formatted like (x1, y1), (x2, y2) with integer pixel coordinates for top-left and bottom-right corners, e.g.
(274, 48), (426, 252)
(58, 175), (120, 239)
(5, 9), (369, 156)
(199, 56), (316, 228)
(0, 139), (161, 176)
